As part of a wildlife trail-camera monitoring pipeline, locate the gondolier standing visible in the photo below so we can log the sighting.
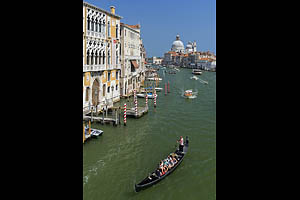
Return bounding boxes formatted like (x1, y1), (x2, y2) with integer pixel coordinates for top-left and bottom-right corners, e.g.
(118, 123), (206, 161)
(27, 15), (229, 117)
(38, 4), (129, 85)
(177, 136), (184, 152)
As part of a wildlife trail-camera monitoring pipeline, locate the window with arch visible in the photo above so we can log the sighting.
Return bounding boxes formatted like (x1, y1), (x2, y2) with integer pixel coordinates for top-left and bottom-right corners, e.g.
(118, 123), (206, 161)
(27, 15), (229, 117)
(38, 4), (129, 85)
(108, 21), (110, 37)
(87, 17), (90, 31)
(91, 50), (94, 65)
(116, 24), (119, 38)
(102, 51), (106, 65)
(87, 50), (90, 65)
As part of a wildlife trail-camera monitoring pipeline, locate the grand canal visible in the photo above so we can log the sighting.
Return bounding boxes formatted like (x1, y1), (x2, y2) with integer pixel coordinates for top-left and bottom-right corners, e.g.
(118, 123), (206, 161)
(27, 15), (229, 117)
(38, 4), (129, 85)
(83, 68), (216, 200)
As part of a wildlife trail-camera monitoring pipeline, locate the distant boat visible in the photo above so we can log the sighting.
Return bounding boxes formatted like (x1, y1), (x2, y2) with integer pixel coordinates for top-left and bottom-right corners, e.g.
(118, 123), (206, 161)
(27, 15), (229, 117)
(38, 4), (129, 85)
(137, 93), (157, 99)
(184, 90), (193, 98)
(147, 77), (162, 81)
(144, 87), (163, 92)
(192, 69), (202, 75)
(190, 76), (199, 80)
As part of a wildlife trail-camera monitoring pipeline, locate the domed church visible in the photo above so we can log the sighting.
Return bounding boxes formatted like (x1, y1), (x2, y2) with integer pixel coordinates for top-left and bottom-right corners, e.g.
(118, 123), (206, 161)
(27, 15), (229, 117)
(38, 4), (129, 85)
(171, 35), (185, 53)
(170, 35), (197, 54)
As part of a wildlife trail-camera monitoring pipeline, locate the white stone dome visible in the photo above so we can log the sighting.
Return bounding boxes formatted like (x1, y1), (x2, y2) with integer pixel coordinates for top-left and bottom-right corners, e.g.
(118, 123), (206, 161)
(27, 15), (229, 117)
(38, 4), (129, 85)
(171, 35), (184, 52)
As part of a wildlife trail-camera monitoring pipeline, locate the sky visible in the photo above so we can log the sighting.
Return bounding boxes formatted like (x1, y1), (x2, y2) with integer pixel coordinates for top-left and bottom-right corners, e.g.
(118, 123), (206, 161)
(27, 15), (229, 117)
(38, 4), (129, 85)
(84, 0), (216, 58)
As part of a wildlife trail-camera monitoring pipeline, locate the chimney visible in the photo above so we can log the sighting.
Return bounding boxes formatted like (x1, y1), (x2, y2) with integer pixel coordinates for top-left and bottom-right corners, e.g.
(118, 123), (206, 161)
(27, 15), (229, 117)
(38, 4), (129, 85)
(110, 6), (115, 14)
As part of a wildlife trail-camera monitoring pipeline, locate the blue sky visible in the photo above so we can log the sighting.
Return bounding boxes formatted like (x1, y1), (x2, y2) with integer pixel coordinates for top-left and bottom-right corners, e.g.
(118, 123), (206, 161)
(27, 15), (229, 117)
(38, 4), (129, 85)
(84, 0), (216, 57)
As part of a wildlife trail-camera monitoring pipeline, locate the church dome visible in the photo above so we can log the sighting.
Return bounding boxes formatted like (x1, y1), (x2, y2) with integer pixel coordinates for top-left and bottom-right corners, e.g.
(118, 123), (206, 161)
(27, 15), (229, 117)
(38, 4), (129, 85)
(171, 35), (184, 52)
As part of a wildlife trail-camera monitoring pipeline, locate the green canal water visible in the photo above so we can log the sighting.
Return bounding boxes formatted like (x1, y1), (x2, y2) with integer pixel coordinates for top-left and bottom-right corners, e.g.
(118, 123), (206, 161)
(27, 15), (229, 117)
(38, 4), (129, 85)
(83, 68), (216, 200)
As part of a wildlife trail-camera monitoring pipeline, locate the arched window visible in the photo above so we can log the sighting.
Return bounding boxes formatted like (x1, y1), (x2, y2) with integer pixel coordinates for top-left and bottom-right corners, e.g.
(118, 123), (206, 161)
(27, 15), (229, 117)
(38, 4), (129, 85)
(87, 50), (90, 65)
(99, 51), (102, 65)
(102, 51), (106, 65)
(95, 21), (98, 32)
(87, 17), (90, 31)
(92, 18), (95, 31)
(108, 21), (110, 37)
(95, 50), (98, 65)
(116, 24), (118, 38)
(91, 50), (94, 65)
(108, 50), (110, 65)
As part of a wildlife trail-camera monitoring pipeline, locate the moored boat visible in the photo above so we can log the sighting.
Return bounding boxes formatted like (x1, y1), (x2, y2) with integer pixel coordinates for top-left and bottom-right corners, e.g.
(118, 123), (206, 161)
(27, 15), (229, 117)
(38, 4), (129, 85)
(90, 128), (103, 138)
(136, 93), (156, 99)
(135, 136), (189, 192)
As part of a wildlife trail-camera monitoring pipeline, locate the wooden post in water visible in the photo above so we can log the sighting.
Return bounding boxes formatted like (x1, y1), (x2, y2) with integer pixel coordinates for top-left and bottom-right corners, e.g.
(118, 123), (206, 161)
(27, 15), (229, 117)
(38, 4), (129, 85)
(154, 89), (157, 108)
(118, 107), (121, 125)
(91, 106), (93, 122)
(115, 108), (118, 126)
(102, 108), (105, 124)
(168, 81), (170, 93)
(88, 120), (91, 136)
(124, 103), (127, 126)
(83, 122), (85, 143)
(145, 93), (148, 109)
(165, 83), (167, 96)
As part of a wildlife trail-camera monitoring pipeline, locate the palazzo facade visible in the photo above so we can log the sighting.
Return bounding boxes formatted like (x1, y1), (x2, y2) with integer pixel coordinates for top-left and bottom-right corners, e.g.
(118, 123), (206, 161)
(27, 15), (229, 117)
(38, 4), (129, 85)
(83, 2), (122, 111)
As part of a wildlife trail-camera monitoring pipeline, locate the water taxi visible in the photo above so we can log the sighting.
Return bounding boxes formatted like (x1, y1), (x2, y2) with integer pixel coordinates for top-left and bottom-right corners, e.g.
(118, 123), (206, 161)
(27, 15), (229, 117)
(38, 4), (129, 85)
(192, 69), (202, 75)
(184, 90), (193, 97)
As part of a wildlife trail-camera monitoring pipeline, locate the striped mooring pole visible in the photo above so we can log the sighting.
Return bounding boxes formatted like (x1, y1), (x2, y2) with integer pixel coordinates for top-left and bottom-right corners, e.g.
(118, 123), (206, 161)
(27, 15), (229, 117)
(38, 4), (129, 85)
(124, 103), (127, 126)
(145, 93), (148, 108)
(134, 89), (138, 117)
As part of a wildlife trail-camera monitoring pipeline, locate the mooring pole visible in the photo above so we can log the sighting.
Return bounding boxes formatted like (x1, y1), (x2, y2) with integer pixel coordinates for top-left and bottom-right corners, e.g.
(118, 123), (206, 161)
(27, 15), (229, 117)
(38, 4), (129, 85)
(102, 108), (105, 124)
(124, 103), (127, 126)
(154, 89), (157, 108)
(168, 81), (170, 93)
(134, 89), (138, 118)
(119, 107), (121, 125)
(165, 83), (167, 96)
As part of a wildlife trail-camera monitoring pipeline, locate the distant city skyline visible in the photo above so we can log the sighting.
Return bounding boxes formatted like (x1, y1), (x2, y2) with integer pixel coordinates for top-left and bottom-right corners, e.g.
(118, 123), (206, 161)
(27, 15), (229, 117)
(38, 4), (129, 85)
(84, 0), (216, 57)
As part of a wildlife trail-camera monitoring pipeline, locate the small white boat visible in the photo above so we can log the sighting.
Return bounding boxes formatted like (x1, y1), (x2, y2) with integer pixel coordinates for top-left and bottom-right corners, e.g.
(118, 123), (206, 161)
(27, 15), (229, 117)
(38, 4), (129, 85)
(136, 93), (157, 99)
(147, 77), (162, 81)
(90, 128), (104, 138)
(155, 88), (163, 92)
(190, 76), (199, 80)
(192, 69), (202, 75)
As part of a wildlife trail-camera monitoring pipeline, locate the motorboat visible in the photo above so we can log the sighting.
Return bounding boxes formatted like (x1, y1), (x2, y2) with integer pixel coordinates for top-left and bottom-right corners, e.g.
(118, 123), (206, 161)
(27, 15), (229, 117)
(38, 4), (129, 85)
(147, 77), (162, 81)
(192, 69), (202, 75)
(136, 93), (156, 99)
(184, 90), (193, 97)
(190, 76), (199, 80)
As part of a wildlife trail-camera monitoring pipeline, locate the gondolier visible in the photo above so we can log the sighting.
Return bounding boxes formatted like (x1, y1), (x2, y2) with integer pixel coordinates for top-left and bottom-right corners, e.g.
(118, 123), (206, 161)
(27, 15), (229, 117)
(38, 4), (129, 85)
(177, 136), (184, 152)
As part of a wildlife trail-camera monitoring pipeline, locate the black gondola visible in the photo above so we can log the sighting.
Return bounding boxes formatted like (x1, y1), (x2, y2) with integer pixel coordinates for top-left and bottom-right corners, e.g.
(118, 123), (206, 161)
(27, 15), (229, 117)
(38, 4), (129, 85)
(135, 136), (189, 192)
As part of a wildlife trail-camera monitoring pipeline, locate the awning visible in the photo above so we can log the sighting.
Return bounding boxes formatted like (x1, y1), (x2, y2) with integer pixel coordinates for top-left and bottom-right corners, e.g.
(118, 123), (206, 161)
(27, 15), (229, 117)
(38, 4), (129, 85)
(130, 60), (139, 69)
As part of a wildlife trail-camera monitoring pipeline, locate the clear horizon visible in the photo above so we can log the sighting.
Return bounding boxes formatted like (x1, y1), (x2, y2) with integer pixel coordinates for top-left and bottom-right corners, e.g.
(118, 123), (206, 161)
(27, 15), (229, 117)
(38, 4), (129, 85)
(84, 0), (216, 58)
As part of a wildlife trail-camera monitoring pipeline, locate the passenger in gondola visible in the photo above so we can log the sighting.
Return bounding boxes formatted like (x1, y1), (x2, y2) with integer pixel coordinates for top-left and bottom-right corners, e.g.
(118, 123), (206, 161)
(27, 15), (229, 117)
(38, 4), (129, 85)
(155, 169), (161, 177)
(177, 136), (184, 152)
(172, 156), (178, 164)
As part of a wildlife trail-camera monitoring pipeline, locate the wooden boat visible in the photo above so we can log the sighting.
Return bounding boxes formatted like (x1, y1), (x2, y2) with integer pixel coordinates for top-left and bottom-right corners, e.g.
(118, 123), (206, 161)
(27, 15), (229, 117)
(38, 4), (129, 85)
(90, 128), (103, 138)
(184, 90), (193, 97)
(135, 137), (189, 192)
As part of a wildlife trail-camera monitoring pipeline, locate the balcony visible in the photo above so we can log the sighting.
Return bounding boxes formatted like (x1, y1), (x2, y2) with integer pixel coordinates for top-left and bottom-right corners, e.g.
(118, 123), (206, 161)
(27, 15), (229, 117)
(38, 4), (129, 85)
(87, 31), (105, 39)
(83, 64), (106, 72)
